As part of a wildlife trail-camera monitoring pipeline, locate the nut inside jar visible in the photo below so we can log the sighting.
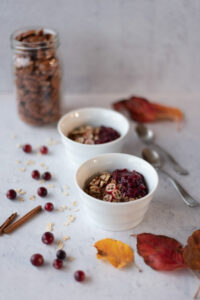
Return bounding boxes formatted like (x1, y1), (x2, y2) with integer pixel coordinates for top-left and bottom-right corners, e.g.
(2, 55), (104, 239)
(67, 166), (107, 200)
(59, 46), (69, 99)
(84, 169), (148, 202)
(68, 125), (120, 144)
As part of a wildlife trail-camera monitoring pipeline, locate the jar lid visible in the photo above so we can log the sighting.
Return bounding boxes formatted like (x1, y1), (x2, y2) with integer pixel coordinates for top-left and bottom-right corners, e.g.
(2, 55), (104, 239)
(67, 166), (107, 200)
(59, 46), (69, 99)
(10, 27), (60, 51)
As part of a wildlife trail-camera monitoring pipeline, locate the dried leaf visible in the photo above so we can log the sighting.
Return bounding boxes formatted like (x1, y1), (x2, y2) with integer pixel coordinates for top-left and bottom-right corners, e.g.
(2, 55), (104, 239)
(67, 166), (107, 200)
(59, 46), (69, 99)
(113, 96), (183, 123)
(94, 238), (134, 268)
(183, 230), (200, 271)
(136, 233), (187, 271)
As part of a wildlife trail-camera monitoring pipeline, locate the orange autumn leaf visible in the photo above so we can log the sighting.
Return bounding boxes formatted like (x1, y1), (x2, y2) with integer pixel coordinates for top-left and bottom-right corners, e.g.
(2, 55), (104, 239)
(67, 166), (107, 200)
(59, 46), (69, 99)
(183, 229), (200, 271)
(94, 238), (134, 268)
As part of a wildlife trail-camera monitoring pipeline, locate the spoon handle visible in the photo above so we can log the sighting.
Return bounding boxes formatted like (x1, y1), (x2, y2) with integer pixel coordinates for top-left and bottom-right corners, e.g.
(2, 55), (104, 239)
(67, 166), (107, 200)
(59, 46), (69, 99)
(153, 142), (189, 175)
(159, 169), (199, 207)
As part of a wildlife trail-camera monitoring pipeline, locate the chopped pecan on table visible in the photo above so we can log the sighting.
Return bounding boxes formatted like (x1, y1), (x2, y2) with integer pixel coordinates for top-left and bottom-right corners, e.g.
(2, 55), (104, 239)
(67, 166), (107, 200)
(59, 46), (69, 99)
(113, 96), (183, 123)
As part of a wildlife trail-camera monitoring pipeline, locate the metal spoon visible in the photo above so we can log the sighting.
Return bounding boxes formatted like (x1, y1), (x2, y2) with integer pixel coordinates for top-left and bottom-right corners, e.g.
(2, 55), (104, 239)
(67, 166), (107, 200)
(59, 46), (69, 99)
(136, 123), (189, 175)
(142, 148), (199, 207)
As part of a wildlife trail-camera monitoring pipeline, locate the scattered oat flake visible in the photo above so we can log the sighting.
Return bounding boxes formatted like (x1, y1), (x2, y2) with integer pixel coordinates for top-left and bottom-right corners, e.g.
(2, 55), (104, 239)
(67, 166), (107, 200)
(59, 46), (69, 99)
(47, 138), (60, 146)
(47, 184), (54, 188)
(40, 163), (45, 167)
(57, 206), (65, 212)
(39, 179), (45, 184)
(16, 189), (26, 195)
(12, 134), (17, 139)
(65, 206), (71, 211)
(19, 167), (26, 172)
(68, 256), (75, 262)
(25, 160), (35, 165)
(46, 223), (54, 231)
(16, 144), (22, 148)
(73, 201), (77, 207)
(56, 240), (64, 250)
(29, 195), (36, 201)
(64, 185), (69, 190)
(74, 208), (80, 212)
(16, 160), (21, 164)
(62, 235), (70, 241)
(64, 215), (76, 226)
(64, 191), (69, 196)
(17, 197), (24, 202)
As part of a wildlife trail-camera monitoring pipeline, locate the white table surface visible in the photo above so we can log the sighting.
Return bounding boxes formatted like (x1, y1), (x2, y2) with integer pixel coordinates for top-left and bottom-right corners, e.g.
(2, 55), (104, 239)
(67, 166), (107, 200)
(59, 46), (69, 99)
(0, 93), (199, 300)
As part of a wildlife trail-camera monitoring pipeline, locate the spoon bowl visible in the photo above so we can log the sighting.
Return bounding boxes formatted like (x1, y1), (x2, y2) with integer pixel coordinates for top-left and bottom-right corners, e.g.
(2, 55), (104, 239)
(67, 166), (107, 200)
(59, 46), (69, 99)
(136, 123), (189, 175)
(142, 148), (163, 168)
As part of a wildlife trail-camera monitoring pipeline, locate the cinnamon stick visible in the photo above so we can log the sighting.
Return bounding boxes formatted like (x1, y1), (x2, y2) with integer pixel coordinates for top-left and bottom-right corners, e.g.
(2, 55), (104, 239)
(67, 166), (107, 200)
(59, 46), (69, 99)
(4, 205), (42, 234)
(0, 213), (18, 235)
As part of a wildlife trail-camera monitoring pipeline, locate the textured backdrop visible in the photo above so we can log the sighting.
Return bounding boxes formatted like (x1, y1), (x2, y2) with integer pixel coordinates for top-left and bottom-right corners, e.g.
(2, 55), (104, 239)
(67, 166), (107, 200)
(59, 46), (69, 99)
(1, 0), (200, 95)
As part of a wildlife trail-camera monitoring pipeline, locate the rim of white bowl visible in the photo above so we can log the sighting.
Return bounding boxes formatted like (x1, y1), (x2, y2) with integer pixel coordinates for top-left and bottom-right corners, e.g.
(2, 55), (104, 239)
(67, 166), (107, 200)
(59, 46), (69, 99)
(57, 107), (130, 148)
(75, 153), (159, 206)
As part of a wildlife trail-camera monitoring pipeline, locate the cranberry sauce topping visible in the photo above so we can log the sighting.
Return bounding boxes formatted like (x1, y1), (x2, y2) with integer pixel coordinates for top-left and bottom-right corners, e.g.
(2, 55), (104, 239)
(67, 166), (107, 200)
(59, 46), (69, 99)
(111, 169), (148, 200)
(94, 126), (120, 144)
(84, 169), (148, 202)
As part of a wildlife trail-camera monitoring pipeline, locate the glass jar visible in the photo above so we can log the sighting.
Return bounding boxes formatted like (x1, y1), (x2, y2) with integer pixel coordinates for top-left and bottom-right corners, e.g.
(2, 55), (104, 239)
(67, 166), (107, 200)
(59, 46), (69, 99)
(10, 27), (60, 125)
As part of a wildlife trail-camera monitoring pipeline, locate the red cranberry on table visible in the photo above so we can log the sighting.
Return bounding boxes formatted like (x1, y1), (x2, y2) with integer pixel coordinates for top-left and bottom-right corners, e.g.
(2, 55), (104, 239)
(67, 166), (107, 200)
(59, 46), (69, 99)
(6, 189), (17, 200)
(41, 232), (54, 245)
(42, 172), (51, 181)
(53, 259), (63, 269)
(37, 187), (48, 197)
(44, 202), (54, 212)
(40, 146), (48, 154)
(56, 249), (66, 260)
(32, 170), (40, 180)
(30, 253), (44, 266)
(74, 270), (86, 282)
(23, 144), (32, 153)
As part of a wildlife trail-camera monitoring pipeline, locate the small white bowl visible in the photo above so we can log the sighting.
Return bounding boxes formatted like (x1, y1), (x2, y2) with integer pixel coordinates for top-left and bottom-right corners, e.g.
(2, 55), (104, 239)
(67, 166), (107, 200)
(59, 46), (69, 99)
(75, 153), (159, 231)
(57, 107), (130, 165)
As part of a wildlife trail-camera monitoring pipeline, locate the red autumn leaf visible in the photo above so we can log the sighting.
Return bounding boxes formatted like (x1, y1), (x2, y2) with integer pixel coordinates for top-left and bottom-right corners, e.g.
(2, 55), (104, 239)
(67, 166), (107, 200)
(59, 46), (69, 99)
(136, 233), (187, 271)
(113, 96), (183, 123)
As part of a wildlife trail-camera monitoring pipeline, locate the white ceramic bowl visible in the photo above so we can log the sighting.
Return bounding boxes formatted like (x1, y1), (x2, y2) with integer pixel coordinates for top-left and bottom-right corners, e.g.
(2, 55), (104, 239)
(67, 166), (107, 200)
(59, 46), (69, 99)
(57, 107), (130, 165)
(75, 153), (159, 231)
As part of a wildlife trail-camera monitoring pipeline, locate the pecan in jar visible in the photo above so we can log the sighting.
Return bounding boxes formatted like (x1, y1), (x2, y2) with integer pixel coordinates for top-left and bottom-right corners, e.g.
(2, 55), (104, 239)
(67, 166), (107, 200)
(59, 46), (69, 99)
(10, 27), (61, 126)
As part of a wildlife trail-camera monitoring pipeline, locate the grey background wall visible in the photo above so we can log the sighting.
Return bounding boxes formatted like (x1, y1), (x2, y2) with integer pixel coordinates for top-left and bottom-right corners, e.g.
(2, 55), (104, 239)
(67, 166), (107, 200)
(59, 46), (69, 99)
(1, 0), (200, 95)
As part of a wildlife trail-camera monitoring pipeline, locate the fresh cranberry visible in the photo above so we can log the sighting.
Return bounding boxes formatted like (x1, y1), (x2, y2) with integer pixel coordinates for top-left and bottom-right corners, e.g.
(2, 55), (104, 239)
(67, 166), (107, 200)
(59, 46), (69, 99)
(23, 144), (32, 153)
(41, 232), (54, 245)
(40, 146), (48, 154)
(56, 249), (66, 260)
(30, 253), (44, 266)
(42, 172), (51, 181)
(53, 259), (63, 269)
(74, 270), (85, 282)
(6, 189), (17, 200)
(44, 202), (54, 212)
(32, 170), (40, 180)
(37, 187), (47, 197)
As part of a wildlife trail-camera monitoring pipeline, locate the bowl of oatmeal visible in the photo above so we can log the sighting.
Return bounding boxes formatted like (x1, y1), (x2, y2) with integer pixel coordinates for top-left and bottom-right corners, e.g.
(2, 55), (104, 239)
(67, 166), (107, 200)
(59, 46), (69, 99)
(75, 153), (158, 231)
(57, 107), (129, 165)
